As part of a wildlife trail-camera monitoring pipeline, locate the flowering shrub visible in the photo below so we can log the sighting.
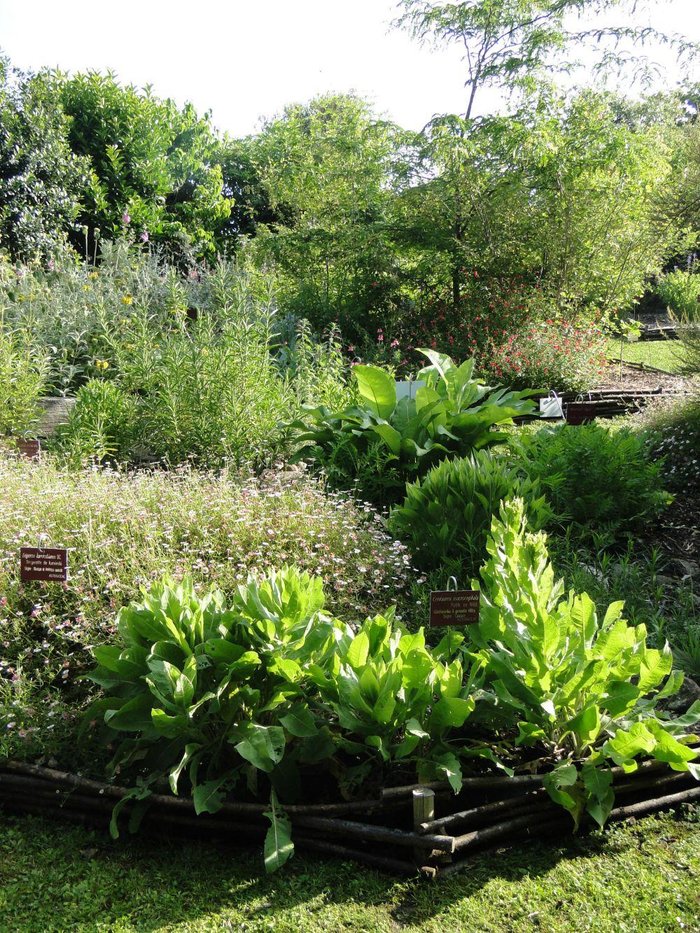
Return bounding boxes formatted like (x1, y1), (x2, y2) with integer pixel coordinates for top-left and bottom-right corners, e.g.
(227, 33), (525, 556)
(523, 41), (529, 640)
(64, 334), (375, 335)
(0, 456), (413, 764)
(377, 281), (607, 391)
(479, 316), (607, 392)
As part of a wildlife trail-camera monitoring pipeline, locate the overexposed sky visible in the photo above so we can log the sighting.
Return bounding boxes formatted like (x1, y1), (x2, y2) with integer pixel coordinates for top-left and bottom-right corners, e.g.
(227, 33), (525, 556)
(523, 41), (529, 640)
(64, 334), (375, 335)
(0, 0), (698, 136)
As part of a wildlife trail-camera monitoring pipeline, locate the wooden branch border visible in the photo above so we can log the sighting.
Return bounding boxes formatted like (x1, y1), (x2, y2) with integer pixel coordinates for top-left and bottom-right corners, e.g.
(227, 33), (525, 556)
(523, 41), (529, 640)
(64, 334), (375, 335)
(1, 759), (698, 877)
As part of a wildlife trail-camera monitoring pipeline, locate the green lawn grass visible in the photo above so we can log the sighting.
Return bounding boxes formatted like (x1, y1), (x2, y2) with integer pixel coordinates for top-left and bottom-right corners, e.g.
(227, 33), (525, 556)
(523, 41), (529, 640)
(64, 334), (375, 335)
(1, 809), (698, 932)
(606, 338), (685, 374)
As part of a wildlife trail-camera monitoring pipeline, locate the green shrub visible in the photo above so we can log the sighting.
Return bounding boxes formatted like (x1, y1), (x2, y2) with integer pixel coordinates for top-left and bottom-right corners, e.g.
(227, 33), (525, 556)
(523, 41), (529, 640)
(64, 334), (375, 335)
(389, 450), (551, 576)
(656, 268), (700, 321)
(52, 379), (139, 466)
(289, 350), (536, 505)
(111, 310), (292, 469)
(471, 498), (699, 829)
(514, 423), (672, 543)
(0, 326), (47, 436)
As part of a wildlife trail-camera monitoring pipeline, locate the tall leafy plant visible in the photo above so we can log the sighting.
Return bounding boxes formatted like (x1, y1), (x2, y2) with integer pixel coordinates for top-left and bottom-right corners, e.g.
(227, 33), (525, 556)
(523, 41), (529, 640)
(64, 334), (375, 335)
(471, 498), (700, 828)
(288, 349), (536, 504)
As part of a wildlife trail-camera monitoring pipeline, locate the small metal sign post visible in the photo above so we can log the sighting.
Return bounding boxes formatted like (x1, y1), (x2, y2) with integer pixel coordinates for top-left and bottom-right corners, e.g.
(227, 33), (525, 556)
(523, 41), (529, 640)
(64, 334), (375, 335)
(20, 547), (68, 583)
(429, 576), (480, 627)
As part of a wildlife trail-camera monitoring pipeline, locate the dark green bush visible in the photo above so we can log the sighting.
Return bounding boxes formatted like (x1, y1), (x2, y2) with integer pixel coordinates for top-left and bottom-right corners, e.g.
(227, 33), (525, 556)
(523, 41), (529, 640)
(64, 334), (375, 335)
(389, 450), (551, 576)
(514, 423), (672, 543)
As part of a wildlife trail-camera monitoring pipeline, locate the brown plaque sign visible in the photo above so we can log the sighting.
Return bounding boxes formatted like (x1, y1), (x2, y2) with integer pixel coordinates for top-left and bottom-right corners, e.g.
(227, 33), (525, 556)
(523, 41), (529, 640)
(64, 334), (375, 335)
(20, 547), (68, 583)
(430, 589), (480, 627)
(565, 402), (600, 425)
(16, 439), (41, 459)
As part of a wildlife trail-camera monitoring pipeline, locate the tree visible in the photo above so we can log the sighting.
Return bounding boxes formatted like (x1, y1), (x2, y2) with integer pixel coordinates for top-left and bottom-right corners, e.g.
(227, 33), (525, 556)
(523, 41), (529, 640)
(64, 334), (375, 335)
(396, 0), (698, 120)
(393, 88), (681, 313)
(57, 72), (230, 263)
(246, 94), (409, 337)
(0, 58), (87, 262)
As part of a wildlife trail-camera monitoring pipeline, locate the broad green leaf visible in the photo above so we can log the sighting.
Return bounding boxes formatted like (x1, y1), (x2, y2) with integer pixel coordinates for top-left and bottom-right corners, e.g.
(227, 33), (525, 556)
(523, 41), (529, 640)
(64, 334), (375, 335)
(581, 762), (615, 829)
(193, 777), (227, 815)
(345, 631), (370, 669)
(104, 694), (154, 732)
(151, 707), (189, 739)
(433, 751), (463, 793)
(566, 705), (601, 749)
(353, 365), (396, 419)
(204, 639), (247, 665)
(372, 690), (397, 725)
(402, 649), (435, 689)
(637, 647), (673, 694)
(602, 681), (641, 717)
(269, 657), (303, 683)
(543, 763), (585, 829)
(645, 720), (699, 770)
(280, 704), (318, 738)
(604, 722), (656, 770)
(370, 422), (402, 455)
(516, 721), (547, 746)
(109, 785), (151, 839)
(263, 790), (294, 873)
(234, 724), (286, 773)
(430, 696), (475, 732)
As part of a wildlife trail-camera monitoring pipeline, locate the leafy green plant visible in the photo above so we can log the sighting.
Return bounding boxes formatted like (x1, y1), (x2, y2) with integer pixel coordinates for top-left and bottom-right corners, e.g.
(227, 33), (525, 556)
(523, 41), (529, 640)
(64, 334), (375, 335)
(656, 268), (700, 322)
(513, 422), (672, 544)
(389, 449), (551, 575)
(86, 569), (345, 870)
(0, 325), (48, 436)
(52, 378), (138, 466)
(471, 498), (700, 828)
(85, 567), (490, 868)
(288, 349), (536, 504)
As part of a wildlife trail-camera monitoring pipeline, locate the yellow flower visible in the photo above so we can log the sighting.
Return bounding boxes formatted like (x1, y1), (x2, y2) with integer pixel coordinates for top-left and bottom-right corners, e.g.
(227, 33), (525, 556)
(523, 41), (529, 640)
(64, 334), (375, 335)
(83, 284), (91, 291)
(88, 271), (99, 280)
(95, 359), (110, 371)
(122, 295), (134, 305)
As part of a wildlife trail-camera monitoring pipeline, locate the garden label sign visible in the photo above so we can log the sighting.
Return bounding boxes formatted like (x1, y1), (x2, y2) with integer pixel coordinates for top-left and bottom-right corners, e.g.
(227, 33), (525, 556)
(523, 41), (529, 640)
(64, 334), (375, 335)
(429, 588), (480, 627)
(20, 547), (68, 583)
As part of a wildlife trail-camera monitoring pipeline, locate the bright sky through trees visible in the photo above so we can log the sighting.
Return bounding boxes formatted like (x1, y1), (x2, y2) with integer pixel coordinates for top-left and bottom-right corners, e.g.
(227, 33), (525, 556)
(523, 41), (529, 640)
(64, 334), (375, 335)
(0, 0), (698, 135)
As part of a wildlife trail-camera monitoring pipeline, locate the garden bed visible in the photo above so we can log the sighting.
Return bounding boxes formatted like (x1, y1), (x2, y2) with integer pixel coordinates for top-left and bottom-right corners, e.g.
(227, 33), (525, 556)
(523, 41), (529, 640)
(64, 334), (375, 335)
(2, 756), (698, 878)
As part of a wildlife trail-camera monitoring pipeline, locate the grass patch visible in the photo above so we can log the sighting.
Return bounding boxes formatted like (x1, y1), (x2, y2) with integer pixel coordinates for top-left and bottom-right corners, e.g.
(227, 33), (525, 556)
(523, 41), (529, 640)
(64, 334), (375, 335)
(0, 809), (698, 931)
(606, 338), (684, 373)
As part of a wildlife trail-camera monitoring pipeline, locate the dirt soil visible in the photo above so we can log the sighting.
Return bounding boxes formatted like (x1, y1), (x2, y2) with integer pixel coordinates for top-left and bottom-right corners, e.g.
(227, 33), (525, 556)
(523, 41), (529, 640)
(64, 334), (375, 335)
(595, 361), (697, 394)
